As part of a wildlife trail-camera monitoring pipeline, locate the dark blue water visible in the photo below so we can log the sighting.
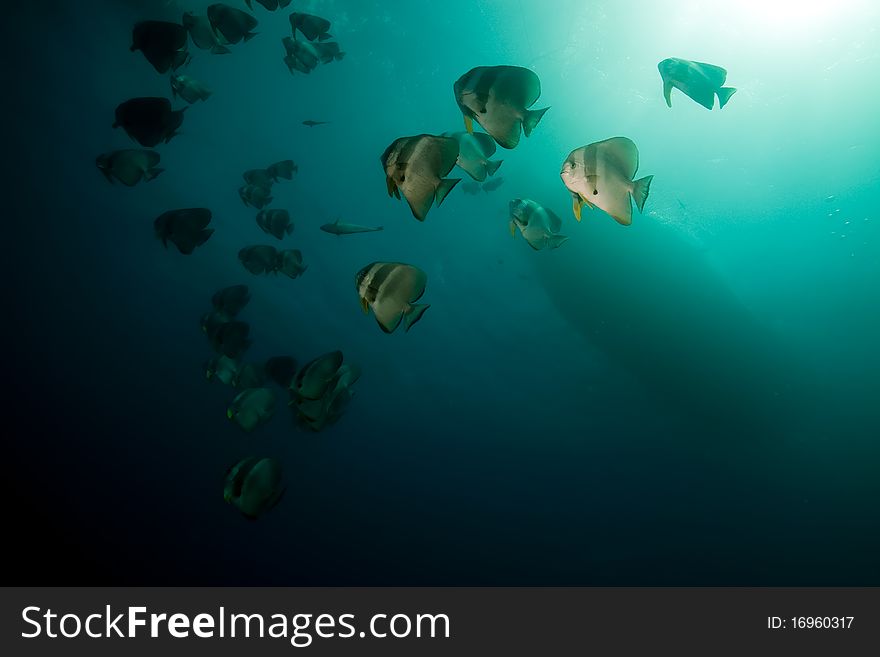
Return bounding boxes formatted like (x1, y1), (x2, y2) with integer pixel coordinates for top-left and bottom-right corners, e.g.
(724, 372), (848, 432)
(6, 0), (879, 584)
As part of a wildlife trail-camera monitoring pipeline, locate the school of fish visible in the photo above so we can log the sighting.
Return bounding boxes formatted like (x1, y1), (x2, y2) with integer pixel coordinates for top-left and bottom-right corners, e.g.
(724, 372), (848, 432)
(98, 2), (737, 519)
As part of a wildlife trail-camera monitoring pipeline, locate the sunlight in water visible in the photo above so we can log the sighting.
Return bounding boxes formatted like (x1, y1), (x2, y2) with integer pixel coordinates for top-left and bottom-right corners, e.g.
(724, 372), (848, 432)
(727, 0), (860, 35)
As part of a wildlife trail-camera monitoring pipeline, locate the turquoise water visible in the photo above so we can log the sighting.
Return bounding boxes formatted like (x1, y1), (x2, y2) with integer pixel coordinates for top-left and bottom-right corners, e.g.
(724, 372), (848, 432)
(7, 0), (879, 584)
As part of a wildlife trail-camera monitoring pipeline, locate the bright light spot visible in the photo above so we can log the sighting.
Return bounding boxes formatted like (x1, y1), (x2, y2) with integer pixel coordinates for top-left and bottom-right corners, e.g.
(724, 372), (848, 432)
(734, 0), (860, 33)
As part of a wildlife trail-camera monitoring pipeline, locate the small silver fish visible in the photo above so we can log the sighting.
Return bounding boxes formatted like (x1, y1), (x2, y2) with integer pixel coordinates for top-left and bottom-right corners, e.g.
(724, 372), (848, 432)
(320, 219), (383, 235)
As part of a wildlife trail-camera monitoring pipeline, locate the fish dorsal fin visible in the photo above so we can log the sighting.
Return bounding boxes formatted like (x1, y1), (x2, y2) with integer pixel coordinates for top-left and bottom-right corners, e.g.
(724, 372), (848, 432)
(438, 137), (460, 174)
(678, 80), (716, 110)
(546, 208), (563, 234)
(470, 132), (497, 157)
(693, 61), (728, 86)
(602, 137), (639, 178)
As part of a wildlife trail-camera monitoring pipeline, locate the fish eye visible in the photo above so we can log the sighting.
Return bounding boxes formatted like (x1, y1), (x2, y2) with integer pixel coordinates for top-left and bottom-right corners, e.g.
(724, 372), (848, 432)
(593, 189), (598, 195)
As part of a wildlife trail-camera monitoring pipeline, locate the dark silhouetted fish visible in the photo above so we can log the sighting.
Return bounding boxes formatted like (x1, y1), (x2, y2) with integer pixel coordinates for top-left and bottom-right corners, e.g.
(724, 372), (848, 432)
(170, 74), (211, 103)
(282, 36), (343, 73)
(481, 176), (504, 193)
(205, 354), (240, 386)
(242, 168), (274, 188)
(228, 387), (276, 432)
(239, 184), (273, 209)
(461, 181), (481, 195)
(245, 0), (292, 10)
(293, 361), (360, 432)
(315, 41), (344, 64)
(320, 219), (383, 235)
(210, 320), (252, 359)
(267, 160), (297, 181)
(201, 309), (232, 338)
(356, 262), (430, 333)
(278, 249), (307, 279)
(207, 3), (258, 45)
(256, 209), (294, 240)
(212, 284), (250, 316)
(265, 356), (297, 388)
(658, 58), (736, 110)
(239, 245), (279, 274)
(182, 12), (230, 54)
(224, 457), (284, 518)
(453, 65), (549, 149)
(154, 208), (213, 254)
(96, 149), (163, 186)
(130, 20), (190, 73)
(560, 137), (653, 226)
(290, 12), (332, 41)
(302, 120), (329, 127)
(234, 362), (267, 389)
(282, 36), (317, 73)
(292, 351), (344, 400)
(113, 97), (185, 147)
(508, 198), (567, 251)
(381, 134), (460, 221)
(449, 131), (503, 181)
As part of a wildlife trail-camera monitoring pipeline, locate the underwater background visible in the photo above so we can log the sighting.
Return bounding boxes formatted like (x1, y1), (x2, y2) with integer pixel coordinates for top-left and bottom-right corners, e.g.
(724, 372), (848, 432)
(6, 0), (879, 584)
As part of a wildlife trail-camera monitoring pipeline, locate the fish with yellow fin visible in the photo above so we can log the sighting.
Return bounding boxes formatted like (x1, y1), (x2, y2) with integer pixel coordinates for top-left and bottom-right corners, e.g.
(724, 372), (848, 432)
(453, 65), (549, 149)
(381, 134), (460, 221)
(356, 262), (430, 333)
(560, 137), (653, 226)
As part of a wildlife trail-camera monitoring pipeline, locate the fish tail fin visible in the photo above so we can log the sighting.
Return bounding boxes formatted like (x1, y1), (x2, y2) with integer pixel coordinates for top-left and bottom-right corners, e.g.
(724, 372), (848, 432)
(548, 234), (568, 249)
(404, 304), (430, 332)
(632, 175), (653, 213)
(435, 178), (461, 207)
(212, 45), (231, 55)
(717, 86), (737, 109)
(335, 51), (345, 61)
(373, 226), (384, 232)
(486, 159), (503, 176)
(663, 79), (673, 107)
(198, 229), (215, 246)
(145, 167), (164, 181)
(522, 106), (549, 138)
